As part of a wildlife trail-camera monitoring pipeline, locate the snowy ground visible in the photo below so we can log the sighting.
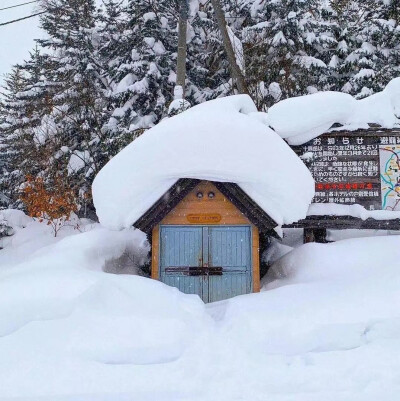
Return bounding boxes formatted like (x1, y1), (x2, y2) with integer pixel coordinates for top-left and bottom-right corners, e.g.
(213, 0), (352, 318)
(0, 212), (399, 400)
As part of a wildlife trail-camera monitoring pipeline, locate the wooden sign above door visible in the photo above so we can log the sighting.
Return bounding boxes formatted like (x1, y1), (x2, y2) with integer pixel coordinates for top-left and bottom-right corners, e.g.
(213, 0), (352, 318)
(186, 213), (222, 224)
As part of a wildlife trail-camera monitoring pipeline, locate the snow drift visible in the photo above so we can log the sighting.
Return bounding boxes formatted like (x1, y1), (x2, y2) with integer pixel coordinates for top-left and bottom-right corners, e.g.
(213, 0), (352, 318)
(1, 219), (400, 399)
(268, 78), (400, 145)
(93, 95), (314, 230)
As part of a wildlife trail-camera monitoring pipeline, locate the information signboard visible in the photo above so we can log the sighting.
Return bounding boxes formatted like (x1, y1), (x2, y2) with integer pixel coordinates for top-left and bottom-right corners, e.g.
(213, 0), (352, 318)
(292, 129), (400, 211)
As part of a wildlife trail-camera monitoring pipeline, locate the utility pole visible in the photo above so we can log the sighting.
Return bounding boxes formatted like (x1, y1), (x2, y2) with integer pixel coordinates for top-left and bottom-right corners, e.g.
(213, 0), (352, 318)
(210, 0), (250, 96)
(175, 0), (188, 99)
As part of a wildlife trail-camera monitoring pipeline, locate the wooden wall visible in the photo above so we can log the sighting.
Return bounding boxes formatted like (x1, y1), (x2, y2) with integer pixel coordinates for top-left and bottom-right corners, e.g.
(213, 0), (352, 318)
(151, 181), (260, 292)
(160, 181), (250, 225)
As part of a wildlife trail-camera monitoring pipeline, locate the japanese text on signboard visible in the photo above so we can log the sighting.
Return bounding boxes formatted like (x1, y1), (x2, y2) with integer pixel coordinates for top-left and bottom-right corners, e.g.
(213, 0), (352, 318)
(294, 133), (400, 211)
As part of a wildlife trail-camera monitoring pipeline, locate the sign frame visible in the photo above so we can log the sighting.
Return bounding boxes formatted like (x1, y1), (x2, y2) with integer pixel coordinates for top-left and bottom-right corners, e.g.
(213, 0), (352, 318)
(287, 127), (400, 232)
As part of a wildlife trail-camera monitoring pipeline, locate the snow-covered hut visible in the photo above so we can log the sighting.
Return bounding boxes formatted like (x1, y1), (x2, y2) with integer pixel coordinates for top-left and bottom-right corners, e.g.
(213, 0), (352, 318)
(93, 96), (314, 302)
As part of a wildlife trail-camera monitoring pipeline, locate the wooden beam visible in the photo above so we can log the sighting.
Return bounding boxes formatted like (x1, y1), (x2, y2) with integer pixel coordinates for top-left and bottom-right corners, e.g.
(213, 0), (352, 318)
(151, 226), (160, 280)
(252, 226), (260, 292)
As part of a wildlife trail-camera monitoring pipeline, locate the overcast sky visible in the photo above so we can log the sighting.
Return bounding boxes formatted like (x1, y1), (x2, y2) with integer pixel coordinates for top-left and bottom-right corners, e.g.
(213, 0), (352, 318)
(0, 0), (42, 87)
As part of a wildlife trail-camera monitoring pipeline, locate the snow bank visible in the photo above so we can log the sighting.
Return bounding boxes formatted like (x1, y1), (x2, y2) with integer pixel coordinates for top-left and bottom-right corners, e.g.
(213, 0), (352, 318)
(0, 209), (32, 229)
(1, 222), (400, 398)
(267, 78), (400, 145)
(93, 95), (314, 229)
(221, 236), (400, 375)
(0, 221), (211, 398)
(265, 235), (400, 287)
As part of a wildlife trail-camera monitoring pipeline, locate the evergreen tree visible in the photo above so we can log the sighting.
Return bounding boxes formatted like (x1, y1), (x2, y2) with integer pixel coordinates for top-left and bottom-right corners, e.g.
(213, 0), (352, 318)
(243, 0), (336, 108)
(103, 0), (236, 139)
(37, 0), (110, 216)
(0, 66), (27, 208)
(185, 0), (235, 104)
(2, 0), (400, 216)
(0, 99), (9, 209)
(97, 0), (134, 154)
(0, 49), (57, 209)
(330, 0), (400, 97)
(0, 215), (13, 242)
(104, 0), (178, 143)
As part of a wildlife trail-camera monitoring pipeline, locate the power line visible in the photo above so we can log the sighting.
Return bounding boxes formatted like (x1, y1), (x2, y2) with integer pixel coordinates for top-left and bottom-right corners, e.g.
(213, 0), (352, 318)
(0, 0), (38, 12)
(0, 11), (45, 26)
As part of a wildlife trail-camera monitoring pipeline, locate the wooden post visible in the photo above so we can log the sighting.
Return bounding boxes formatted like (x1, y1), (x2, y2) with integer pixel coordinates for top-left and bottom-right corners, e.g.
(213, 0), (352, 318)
(304, 228), (327, 243)
(210, 0), (250, 96)
(303, 228), (315, 243)
(175, 0), (188, 99)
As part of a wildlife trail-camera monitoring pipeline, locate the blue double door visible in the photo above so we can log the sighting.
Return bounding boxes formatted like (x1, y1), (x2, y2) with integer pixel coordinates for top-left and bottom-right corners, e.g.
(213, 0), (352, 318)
(160, 225), (252, 303)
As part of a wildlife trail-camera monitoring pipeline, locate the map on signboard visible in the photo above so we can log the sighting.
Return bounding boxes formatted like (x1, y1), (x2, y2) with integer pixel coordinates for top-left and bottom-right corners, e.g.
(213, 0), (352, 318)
(379, 145), (400, 211)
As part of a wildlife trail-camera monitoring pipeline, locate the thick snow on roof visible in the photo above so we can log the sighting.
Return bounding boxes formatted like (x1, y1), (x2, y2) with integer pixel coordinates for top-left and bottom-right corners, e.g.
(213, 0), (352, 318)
(267, 78), (400, 145)
(93, 95), (314, 230)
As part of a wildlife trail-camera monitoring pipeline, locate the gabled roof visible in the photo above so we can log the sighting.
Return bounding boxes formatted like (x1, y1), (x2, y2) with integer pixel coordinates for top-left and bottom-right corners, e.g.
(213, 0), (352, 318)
(133, 179), (278, 235)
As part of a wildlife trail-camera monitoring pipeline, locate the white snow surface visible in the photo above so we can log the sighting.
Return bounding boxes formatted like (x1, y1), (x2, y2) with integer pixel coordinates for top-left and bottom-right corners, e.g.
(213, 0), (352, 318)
(93, 95), (314, 229)
(267, 78), (400, 145)
(0, 209), (31, 229)
(1, 215), (400, 399)
(308, 202), (400, 220)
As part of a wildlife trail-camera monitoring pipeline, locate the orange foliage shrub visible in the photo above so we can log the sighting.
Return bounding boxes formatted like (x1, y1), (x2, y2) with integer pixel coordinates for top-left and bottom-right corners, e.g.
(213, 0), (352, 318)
(21, 175), (78, 237)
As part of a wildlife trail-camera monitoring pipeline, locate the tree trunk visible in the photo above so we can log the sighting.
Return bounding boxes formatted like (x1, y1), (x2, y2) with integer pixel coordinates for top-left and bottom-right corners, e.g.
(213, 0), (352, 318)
(210, 0), (250, 96)
(175, 0), (188, 99)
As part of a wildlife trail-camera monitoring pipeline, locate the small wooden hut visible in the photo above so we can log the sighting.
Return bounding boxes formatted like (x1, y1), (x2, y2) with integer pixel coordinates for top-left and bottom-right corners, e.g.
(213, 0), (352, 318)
(134, 179), (278, 303)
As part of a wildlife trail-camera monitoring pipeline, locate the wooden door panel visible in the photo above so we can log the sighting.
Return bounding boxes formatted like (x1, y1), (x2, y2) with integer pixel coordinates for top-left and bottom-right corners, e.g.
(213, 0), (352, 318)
(160, 226), (204, 299)
(208, 226), (252, 302)
(159, 225), (252, 303)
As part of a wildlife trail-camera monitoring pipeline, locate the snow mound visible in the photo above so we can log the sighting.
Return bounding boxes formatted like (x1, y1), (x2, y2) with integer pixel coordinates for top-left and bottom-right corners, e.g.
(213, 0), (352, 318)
(93, 95), (314, 230)
(223, 236), (400, 359)
(267, 78), (400, 145)
(1, 223), (400, 398)
(0, 228), (209, 399)
(0, 209), (32, 229)
(264, 235), (400, 286)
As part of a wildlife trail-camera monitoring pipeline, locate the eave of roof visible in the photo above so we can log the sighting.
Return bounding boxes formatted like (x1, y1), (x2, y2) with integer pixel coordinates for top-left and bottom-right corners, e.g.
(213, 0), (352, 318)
(133, 178), (278, 236)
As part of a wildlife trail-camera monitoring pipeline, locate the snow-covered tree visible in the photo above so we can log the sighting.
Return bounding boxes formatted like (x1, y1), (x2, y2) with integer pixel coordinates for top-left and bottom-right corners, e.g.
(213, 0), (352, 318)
(0, 99), (9, 209)
(185, 0), (235, 104)
(104, 0), (237, 137)
(0, 55), (54, 209)
(2, 0), (399, 215)
(0, 216), (13, 242)
(330, 0), (400, 97)
(0, 66), (27, 207)
(37, 0), (110, 216)
(103, 0), (178, 143)
(243, 0), (336, 108)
